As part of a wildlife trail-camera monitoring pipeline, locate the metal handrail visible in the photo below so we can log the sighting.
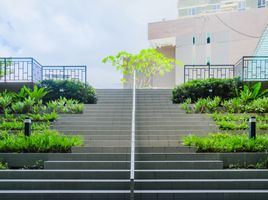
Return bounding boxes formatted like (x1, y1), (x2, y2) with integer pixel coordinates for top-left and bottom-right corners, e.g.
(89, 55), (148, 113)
(130, 70), (136, 200)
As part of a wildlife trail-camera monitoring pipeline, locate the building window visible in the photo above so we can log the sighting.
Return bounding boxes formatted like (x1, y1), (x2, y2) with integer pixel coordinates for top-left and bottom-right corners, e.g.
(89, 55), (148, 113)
(212, 4), (220, 11)
(238, 1), (246, 10)
(188, 8), (197, 15)
(193, 36), (196, 45)
(258, 0), (266, 8)
(207, 33), (211, 44)
(207, 57), (211, 66)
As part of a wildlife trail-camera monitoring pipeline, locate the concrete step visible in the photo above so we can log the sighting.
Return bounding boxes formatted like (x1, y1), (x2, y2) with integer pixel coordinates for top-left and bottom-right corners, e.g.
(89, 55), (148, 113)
(2, 179), (268, 190)
(83, 140), (181, 147)
(0, 153), (222, 164)
(60, 130), (209, 135)
(53, 125), (217, 131)
(53, 121), (213, 126)
(2, 170), (268, 179)
(58, 116), (210, 121)
(44, 161), (223, 170)
(1, 190), (268, 200)
(71, 146), (196, 153)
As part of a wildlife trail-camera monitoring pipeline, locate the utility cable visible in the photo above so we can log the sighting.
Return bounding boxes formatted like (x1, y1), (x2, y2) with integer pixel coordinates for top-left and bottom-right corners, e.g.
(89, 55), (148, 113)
(215, 14), (260, 38)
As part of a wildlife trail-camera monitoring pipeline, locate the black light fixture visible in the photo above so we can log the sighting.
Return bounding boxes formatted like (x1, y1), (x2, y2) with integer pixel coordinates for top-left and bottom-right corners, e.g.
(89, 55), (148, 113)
(249, 117), (256, 139)
(24, 117), (32, 137)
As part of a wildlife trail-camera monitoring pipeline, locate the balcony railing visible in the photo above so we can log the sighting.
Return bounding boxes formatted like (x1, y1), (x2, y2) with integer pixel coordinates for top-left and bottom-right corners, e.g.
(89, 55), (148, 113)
(184, 64), (234, 82)
(0, 57), (87, 83)
(184, 56), (268, 82)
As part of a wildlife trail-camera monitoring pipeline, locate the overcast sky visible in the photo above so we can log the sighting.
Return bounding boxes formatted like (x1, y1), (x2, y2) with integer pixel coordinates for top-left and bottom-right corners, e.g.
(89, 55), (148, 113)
(0, 0), (177, 88)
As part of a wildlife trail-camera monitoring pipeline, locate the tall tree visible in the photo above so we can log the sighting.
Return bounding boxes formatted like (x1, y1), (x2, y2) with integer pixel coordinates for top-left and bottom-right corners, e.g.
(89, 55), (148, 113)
(102, 48), (183, 87)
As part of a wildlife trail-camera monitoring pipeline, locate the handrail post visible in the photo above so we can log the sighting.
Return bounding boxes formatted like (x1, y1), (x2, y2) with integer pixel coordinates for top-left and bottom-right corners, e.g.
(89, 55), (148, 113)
(130, 70), (136, 200)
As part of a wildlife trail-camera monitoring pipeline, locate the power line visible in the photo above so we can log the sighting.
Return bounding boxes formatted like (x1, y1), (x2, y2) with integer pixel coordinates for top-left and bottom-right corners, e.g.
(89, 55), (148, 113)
(215, 14), (260, 39)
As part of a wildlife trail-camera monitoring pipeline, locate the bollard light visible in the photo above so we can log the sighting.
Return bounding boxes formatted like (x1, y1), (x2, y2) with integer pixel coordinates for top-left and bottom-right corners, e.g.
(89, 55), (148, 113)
(24, 117), (32, 137)
(249, 116), (256, 139)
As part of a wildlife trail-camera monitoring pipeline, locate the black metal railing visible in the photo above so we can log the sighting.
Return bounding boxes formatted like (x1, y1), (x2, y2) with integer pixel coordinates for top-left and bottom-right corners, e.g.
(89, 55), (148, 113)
(184, 56), (268, 82)
(239, 56), (268, 81)
(0, 57), (87, 83)
(184, 64), (234, 82)
(42, 66), (87, 83)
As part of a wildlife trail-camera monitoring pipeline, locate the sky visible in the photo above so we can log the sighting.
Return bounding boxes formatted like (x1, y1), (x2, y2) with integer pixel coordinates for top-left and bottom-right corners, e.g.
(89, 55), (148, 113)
(0, 0), (177, 88)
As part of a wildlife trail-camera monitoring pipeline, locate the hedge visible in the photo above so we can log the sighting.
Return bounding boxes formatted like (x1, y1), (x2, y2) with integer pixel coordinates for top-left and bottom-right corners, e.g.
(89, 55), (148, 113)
(172, 78), (243, 103)
(38, 80), (97, 104)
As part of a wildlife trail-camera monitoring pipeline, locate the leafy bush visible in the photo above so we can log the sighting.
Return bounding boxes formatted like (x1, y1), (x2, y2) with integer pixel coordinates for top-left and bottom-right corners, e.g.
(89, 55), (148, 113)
(0, 130), (83, 153)
(38, 80), (97, 104)
(18, 85), (48, 103)
(173, 78), (242, 103)
(183, 133), (268, 152)
(47, 97), (84, 113)
(240, 82), (268, 103)
(194, 97), (221, 113)
(0, 162), (8, 170)
(0, 120), (50, 131)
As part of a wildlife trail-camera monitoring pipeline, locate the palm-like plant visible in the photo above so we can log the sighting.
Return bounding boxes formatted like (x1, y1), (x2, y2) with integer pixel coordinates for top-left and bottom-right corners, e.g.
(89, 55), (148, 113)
(240, 82), (268, 103)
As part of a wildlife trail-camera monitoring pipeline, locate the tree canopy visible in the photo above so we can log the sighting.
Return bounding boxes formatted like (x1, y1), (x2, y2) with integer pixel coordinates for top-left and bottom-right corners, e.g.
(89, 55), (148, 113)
(102, 48), (183, 87)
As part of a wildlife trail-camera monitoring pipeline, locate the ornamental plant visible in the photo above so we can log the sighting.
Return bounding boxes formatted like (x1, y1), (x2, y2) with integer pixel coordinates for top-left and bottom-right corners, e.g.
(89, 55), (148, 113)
(102, 48), (183, 88)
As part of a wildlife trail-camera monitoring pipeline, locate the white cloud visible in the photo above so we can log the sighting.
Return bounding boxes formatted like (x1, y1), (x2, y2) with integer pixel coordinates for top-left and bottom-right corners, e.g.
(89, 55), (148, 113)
(0, 0), (177, 88)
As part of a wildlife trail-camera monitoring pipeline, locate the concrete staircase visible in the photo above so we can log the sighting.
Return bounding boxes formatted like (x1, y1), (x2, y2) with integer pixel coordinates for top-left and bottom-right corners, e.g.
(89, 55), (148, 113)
(1, 89), (268, 200)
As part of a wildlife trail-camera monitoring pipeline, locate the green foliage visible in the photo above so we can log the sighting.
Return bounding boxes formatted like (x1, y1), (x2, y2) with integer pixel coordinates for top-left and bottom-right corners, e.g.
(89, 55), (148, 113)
(23, 160), (44, 169)
(183, 133), (268, 152)
(47, 97), (84, 113)
(211, 113), (268, 131)
(181, 98), (192, 113)
(38, 80), (97, 104)
(0, 95), (12, 112)
(11, 101), (25, 114)
(102, 48), (183, 87)
(19, 85), (48, 103)
(0, 162), (8, 170)
(240, 82), (268, 103)
(29, 112), (58, 122)
(194, 97), (221, 113)
(0, 120), (50, 131)
(173, 78), (242, 103)
(0, 130), (83, 153)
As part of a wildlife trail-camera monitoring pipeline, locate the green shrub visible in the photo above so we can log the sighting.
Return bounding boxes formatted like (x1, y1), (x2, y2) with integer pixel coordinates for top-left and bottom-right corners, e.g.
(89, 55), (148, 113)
(0, 130), (83, 153)
(38, 80), (97, 104)
(47, 97), (84, 113)
(172, 78), (242, 103)
(194, 97), (221, 113)
(0, 120), (50, 131)
(0, 162), (8, 170)
(18, 85), (48, 103)
(183, 133), (268, 152)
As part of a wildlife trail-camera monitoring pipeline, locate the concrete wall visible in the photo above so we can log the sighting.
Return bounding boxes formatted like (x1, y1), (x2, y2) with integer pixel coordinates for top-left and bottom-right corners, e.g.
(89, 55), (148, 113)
(0, 82), (34, 92)
(151, 46), (176, 88)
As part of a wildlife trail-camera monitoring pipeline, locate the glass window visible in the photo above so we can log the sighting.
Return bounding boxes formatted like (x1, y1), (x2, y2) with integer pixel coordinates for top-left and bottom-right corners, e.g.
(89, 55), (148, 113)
(212, 4), (220, 11)
(188, 8), (197, 15)
(207, 57), (211, 66)
(238, 1), (246, 10)
(207, 33), (211, 44)
(258, 0), (266, 8)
